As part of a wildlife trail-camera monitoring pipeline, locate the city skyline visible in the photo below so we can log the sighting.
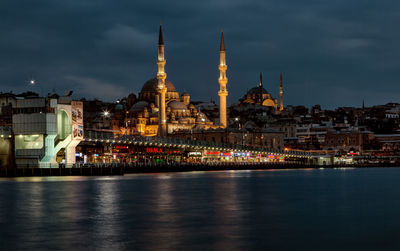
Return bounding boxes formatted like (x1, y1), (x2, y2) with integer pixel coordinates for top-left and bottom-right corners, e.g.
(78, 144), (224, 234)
(1, 0), (400, 108)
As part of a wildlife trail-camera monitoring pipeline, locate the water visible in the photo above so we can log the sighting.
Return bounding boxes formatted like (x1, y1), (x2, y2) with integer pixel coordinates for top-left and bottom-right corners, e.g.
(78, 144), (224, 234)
(1, 168), (400, 250)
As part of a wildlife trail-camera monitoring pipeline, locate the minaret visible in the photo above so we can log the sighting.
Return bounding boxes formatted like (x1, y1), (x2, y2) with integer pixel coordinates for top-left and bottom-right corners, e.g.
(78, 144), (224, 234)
(157, 25), (167, 137)
(218, 31), (228, 128)
(279, 72), (284, 112)
(259, 72), (263, 104)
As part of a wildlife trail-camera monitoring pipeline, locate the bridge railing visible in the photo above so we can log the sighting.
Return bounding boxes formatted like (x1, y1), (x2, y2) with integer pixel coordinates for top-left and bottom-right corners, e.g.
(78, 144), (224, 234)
(83, 130), (313, 157)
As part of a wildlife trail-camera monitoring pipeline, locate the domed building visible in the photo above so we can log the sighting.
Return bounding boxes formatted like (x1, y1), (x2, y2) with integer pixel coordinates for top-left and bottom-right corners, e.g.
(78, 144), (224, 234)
(139, 78), (179, 103)
(127, 77), (215, 136)
(126, 26), (217, 136)
(239, 73), (284, 112)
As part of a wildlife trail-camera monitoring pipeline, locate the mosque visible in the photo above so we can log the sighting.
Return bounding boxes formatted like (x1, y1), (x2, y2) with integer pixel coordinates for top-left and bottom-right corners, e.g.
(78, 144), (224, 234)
(126, 26), (226, 136)
(125, 25), (284, 137)
(239, 72), (284, 112)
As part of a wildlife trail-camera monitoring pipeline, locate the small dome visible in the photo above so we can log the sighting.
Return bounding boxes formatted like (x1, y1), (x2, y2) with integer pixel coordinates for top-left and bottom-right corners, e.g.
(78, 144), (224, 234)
(141, 78), (176, 93)
(168, 101), (187, 111)
(115, 104), (123, 110)
(129, 101), (149, 112)
(196, 112), (209, 122)
(181, 91), (190, 97)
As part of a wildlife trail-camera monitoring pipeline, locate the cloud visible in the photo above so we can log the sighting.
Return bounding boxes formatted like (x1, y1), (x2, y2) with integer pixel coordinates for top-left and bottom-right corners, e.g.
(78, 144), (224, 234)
(65, 76), (129, 100)
(97, 24), (154, 52)
(333, 38), (371, 51)
(1, 0), (400, 108)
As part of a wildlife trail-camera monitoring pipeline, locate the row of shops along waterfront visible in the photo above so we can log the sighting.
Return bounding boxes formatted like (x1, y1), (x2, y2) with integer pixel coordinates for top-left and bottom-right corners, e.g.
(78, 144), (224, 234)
(75, 143), (291, 164)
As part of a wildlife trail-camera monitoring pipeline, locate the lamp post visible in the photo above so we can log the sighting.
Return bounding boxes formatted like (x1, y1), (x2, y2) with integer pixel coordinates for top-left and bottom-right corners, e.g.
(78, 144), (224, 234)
(102, 110), (110, 129)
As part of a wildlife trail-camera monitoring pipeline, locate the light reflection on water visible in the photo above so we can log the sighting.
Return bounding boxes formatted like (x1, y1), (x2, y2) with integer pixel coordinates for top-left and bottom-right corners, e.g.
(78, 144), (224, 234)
(94, 180), (123, 249)
(1, 168), (400, 250)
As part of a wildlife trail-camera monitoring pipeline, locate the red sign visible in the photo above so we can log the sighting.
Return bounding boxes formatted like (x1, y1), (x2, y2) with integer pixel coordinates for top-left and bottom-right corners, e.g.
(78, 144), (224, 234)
(221, 152), (232, 156)
(146, 147), (163, 153)
(205, 151), (220, 155)
(166, 150), (181, 154)
(115, 146), (128, 149)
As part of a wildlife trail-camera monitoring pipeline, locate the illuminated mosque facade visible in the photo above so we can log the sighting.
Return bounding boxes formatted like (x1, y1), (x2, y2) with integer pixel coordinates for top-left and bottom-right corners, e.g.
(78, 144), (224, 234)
(126, 25), (284, 137)
(127, 26), (225, 136)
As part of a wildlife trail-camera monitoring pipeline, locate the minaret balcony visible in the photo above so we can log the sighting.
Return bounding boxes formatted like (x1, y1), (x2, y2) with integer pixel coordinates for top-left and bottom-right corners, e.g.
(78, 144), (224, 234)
(218, 79), (228, 85)
(219, 65), (227, 71)
(218, 90), (228, 96)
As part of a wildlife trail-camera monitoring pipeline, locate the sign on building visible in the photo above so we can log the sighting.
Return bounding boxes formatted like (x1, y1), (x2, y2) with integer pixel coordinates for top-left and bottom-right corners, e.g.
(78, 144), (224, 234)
(72, 101), (84, 139)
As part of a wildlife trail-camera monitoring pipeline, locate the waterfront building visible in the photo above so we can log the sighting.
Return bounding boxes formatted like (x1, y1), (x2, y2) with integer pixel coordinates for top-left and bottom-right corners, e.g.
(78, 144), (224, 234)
(12, 95), (83, 168)
(0, 126), (13, 169)
(374, 134), (400, 152)
(322, 129), (375, 154)
(171, 127), (284, 150)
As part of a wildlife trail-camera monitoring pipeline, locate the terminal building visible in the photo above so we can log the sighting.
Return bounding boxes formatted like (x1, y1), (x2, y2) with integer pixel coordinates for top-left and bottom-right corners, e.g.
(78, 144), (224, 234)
(12, 95), (83, 168)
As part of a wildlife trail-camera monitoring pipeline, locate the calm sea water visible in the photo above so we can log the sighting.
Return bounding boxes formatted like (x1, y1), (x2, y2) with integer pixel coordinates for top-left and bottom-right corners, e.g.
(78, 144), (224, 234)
(1, 168), (400, 250)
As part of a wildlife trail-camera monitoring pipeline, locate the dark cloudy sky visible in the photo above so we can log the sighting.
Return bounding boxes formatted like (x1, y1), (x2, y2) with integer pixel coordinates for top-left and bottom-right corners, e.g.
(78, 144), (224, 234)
(1, 0), (400, 109)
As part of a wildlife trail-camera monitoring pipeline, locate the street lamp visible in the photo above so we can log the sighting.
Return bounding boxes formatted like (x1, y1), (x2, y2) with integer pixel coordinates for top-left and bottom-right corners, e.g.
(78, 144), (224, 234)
(101, 110), (110, 130)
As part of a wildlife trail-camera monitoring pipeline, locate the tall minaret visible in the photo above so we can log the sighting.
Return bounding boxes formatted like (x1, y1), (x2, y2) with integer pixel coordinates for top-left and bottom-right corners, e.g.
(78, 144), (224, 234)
(157, 25), (167, 137)
(218, 31), (228, 128)
(259, 72), (263, 104)
(279, 72), (284, 112)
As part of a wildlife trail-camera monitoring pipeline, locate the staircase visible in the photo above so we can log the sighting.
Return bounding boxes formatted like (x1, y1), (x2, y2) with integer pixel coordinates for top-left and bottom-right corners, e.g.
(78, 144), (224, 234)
(39, 134), (72, 168)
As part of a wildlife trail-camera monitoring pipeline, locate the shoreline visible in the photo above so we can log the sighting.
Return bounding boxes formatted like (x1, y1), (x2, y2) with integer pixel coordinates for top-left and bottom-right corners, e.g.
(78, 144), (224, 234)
(1, 162), (400, 177)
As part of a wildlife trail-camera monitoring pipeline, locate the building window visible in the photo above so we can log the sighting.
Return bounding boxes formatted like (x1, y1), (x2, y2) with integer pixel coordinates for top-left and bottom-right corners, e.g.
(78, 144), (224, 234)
(15, 134), (44, 150)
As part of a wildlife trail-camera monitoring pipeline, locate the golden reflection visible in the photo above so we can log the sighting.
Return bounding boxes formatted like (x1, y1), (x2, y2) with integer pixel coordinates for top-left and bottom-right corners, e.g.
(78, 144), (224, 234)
(25, 182), (44, 221)
(94, 180), (123, 249)
(146, 177), (182, 249)
(13, 181), (45, 244)
(212, 175), (242, 250)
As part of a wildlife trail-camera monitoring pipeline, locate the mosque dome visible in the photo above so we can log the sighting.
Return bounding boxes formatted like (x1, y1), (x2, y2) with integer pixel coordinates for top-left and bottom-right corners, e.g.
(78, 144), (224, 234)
(139, 78), (179, 103)
(246, 86), (269, 95)
(168, 100), (187, 111)
(141, 78), (176, 93)
(129, 101), (149, 112)
(196, 112), (209, 122)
